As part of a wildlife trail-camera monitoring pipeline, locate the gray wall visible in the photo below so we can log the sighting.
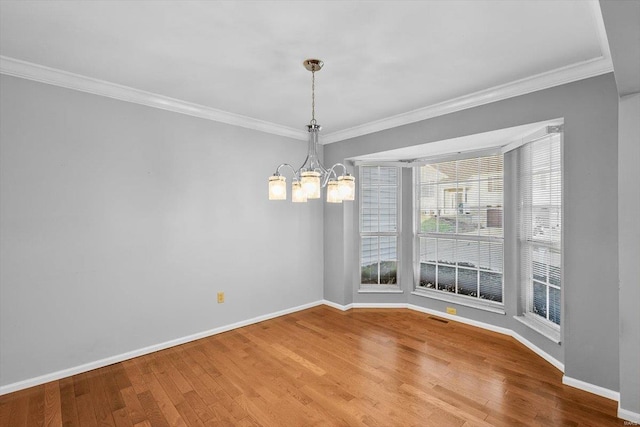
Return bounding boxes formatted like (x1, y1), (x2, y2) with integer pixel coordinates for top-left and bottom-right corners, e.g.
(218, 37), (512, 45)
(618, 92), (640, 414)
(324, 73), (620, 392)
(0, 75), (323, 387)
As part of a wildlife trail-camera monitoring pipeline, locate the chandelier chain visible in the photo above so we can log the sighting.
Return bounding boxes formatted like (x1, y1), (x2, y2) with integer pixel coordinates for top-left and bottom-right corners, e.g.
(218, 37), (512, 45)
(311, 70), (316, 125)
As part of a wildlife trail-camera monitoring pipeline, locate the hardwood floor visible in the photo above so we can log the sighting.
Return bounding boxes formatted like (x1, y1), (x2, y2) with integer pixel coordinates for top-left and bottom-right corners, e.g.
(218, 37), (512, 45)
(0, 306), (625, 426)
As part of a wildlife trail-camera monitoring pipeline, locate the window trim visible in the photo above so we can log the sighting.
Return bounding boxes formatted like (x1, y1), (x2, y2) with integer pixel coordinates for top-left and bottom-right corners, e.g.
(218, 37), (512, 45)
(514, 314), (561, 344)
(358, 165), (402, 289)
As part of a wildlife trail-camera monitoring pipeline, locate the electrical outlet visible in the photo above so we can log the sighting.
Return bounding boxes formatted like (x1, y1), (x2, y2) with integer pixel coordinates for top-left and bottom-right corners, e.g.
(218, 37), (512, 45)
(217, 292), (225, 303)
(446, 307), (457, 315)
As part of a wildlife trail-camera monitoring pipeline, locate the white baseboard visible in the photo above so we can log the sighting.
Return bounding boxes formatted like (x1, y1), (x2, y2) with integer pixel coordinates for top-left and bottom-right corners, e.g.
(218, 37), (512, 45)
(509, 330), (565, 373)
(352, 302), (408, 309)
(562, 375), (620, 402)
(0, 300), (324, 396)
(321, 299), (353, 311)
(407, 303), (513, 335)
(618, 406), (640, 424)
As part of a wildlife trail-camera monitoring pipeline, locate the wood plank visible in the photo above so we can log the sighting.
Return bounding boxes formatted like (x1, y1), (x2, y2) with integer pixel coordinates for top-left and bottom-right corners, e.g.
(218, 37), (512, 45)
(26, 390), (44, 427)
(136, 390), (169, 427)
(118, 387), (146, 426)
(59, 376), (80, 427)
(85, 371), (116, 427)
(7, 393), (29, 427)
(111, 408), (134, 427)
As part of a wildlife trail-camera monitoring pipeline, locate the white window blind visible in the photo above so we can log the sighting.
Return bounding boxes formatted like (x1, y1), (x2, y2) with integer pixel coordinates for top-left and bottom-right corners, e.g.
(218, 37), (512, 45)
(360, 166), (400, 286)
(518, 132), (562, 326)
(416, 154), (504, 303)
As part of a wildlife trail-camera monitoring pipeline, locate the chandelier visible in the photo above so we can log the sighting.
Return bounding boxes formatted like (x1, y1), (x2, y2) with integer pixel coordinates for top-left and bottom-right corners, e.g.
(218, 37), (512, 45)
(268, 59), (355, 203)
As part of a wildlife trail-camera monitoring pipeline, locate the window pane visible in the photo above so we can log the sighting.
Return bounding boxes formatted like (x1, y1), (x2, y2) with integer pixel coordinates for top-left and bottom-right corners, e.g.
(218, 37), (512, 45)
(551, 171), (562, 205)
(380, 260), (397, 285)
(549, 287), (561, 325)
(437, 161), (457, 184)
(420, 238), (437, 263)
(361, 237), (378, 284)
(456, 240), (478, 268)
(458, 209), (479, 235)
(421, 184), (436, 198)
(420, 263), (436, 289)
(532, 139), (552, 172)
(437, 214), (456, 233)
(378, 166), (397, 185)
(479, 155), (503, 179)
(438, 239), (455, 265)
(479, 242), (503, 272)
(420, 165), (438, 184)
(532, 173), (551, 205)
(532, 281), (547, 319)
(361, 166), (374, 183)
(361, 235), (397, 285)
(379, 236), (397, 262)
(360, 166), (398, 233)
(420, 211), (437, 233)
(379, 187), (397, 232)
(532, 247), (548, 282)
(380, 236), (397, 285)
(458, 268), (478, 297)
(478, 210), (500, 236)
(480, 271), (503, 303)
(361, 209), (377, 232)
(437, 265), (456, 293)
(549, 250), (561, 287)
(361, 187), (378, 208)
(479, 178), (503, 237)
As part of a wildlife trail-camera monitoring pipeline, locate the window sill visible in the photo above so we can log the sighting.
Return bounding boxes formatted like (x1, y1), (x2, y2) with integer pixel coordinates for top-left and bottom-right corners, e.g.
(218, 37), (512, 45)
(358, 285), (403, 294)
(513, 315), (561, 344)
(411, 289), (505, 315)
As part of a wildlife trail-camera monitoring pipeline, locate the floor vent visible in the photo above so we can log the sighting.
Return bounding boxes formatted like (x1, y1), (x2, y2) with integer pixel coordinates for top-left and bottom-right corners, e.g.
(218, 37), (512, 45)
(428, 316), (449, 324)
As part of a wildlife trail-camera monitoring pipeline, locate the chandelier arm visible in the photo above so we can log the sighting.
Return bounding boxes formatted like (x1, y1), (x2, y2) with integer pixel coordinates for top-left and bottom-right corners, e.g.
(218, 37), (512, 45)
(321, 169), (335, 187)
(321, 163), (350, 187)
(275, 163), (300, 181)
(328, 163), (349, 177)
(298, 155), (310, 173)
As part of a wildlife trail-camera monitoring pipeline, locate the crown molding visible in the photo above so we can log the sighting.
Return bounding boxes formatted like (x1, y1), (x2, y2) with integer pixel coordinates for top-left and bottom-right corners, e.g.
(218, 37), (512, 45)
(0, 56), (307, 141)
(2, 11), (613, 148)
(321, 57), (613, 144)
(322, 1), (613, 145)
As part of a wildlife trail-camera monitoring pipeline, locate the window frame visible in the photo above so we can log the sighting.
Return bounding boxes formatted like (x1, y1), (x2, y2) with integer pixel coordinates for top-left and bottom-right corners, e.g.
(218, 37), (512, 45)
(517, 130), (563, 337)
(358, 165), (402, 290)
(413, 151), (505, 310)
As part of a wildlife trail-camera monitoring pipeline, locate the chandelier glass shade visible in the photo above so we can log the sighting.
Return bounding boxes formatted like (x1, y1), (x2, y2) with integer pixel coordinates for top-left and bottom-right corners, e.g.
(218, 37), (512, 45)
(268, 59), (355, 203)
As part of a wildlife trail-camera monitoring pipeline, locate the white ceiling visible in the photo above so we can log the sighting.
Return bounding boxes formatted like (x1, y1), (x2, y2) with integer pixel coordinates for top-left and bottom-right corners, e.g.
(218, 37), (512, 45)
(0, 1), (611, 143)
